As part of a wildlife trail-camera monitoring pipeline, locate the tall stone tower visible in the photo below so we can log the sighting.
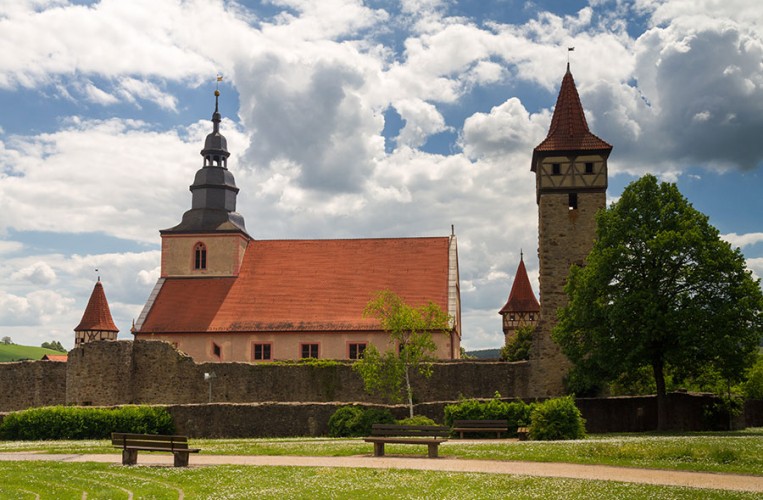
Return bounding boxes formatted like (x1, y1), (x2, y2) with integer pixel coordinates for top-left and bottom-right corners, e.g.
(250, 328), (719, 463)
(74, 279), (119, 346)
(158, 90), (251, 279)
(529, 64), (612, 396)
(499, 253), (540, 345)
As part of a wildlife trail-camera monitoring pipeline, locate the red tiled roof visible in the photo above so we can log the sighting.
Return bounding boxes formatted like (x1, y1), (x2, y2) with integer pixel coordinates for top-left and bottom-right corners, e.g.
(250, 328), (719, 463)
(75, 281), (119, 332)
(499, 257), (540, 315)
(532, 66), (612, 167)
(139, 237), (451, 333)
(41, 354), (68, 362)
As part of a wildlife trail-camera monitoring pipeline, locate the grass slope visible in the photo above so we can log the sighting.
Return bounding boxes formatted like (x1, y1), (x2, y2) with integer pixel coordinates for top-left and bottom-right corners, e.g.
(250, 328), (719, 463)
(0, 344), (64, 362)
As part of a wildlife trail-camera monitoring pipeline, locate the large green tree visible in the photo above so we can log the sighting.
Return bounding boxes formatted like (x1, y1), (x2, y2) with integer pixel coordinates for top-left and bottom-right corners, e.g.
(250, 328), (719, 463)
(353, 290), (452, 418)
(553, 174), (763, 430)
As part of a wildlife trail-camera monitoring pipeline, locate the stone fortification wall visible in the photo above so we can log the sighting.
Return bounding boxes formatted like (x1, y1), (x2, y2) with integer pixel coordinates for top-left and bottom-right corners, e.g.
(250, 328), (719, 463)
(64, 340), (530, 407)
(0, 360), (66, 411)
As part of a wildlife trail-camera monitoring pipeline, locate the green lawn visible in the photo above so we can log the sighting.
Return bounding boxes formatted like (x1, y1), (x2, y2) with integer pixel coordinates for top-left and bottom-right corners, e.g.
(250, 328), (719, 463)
(0, 461), (758, 499)
(0, 344), (63, 362)
(2, 429), (762, 475)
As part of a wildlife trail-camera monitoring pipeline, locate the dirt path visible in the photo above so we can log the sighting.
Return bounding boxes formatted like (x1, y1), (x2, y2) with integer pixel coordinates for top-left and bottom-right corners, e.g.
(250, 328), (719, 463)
(2, 452), (762, 493)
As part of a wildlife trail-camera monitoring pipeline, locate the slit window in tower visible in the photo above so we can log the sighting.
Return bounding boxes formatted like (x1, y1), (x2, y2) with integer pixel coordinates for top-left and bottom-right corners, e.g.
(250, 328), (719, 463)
(194, 243), (207, 270)
(585, 162), (594, 174)
(552, 163), (561, 175)
(569, 193), (578, 210)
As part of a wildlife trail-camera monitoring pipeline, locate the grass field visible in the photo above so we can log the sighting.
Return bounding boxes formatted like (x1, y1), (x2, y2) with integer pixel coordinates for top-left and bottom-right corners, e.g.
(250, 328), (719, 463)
(0, 344), (63, 362)
(0, 461), (758, 499)
(2, 428), (762, 475)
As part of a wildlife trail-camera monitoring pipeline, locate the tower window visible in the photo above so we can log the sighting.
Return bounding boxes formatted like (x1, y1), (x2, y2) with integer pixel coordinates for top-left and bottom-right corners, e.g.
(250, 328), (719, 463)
(212, 342), (221, 358)
(585, 162), (594, 174)
(552, 163), (561, 175)
(569, 193), (578, 210)
(194, 243), (207, 270)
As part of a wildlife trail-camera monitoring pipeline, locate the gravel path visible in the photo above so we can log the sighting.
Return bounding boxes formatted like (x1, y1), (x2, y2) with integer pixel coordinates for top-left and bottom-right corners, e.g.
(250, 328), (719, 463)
(2, 452), (762, 493)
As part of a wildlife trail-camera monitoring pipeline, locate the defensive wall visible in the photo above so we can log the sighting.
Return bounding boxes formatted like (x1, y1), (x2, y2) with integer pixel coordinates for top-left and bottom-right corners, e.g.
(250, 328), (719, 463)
(1, 340), (760, 436)
(0, 360), (66, 412)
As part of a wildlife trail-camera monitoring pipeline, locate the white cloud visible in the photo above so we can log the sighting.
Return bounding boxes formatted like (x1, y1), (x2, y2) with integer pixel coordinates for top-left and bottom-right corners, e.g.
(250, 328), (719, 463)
(11, 261), (57, 285)
(722, 232), (763, 249)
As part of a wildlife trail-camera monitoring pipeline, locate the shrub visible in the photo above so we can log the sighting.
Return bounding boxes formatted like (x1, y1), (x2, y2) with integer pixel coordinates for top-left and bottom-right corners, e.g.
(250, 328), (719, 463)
(743, 355), (763, 400)
(396, 415), (436, 426)
(529, 396), (586, 440)
(0, 405), (174, 440)
(327, 406), (395, 437)
(444, 394), (533, 437)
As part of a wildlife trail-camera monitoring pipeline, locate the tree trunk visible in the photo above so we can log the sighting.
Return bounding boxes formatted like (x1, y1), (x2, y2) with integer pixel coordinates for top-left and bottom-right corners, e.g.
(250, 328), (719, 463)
(404, 364), (413, 419)
(652, 358), (668, 431)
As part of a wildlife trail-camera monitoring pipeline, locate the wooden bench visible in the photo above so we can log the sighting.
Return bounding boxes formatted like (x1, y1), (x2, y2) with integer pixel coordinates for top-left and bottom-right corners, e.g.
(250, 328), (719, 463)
(364, 424), (450, 458)
(451, 419), (509, 439)
(111, 433), (200, 467)
(516, 426), (530, 441)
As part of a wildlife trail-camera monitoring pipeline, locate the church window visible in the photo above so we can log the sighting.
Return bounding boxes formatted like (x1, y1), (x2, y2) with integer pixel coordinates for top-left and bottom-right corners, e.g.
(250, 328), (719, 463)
(212, 342), (221, 358)
(568, 193), (578, 210)
(253, 343), (272, 361)
(194, 243), (207, 270)
(585, 162), (594, 174)
(552, 163), (561, 175)
(348, 342), (367, 360)
(301, 343), (319, 359)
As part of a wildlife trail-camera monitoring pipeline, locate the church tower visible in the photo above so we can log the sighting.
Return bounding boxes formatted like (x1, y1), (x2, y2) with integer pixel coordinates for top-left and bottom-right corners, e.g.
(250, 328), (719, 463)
(499, 253), (540, 345)
(74, 279), (119, 346)
(159, 90), (250, 278)
(529, 64), (612, 396)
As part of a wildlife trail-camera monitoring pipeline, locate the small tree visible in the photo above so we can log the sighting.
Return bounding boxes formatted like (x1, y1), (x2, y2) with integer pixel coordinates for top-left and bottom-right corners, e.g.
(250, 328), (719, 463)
(1, 336), (12, 345)
(353, 290), (451, 418)
(553, 175), (763, 430)
(500, 325), (533, 361)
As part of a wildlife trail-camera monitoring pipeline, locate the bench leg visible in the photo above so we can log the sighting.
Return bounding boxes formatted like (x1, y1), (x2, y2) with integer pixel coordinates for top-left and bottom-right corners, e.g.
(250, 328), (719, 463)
(427, 444), (439, 459)
(122, 449), (138, 466)
(373, 442), (385, 457)
(173, 452), (190, 467)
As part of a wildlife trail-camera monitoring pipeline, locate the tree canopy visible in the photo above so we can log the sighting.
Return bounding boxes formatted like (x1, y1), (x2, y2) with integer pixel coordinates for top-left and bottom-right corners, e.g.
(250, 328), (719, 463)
(353, 290), (451, 418)
(553, 174), (763, 429)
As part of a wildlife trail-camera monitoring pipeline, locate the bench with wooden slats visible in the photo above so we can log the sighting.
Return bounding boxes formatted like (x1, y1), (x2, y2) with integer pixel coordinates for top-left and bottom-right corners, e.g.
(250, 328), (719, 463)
(111, 432), (200, 467)
(451, 419), (509, 439)
(364, 424), (450, 458)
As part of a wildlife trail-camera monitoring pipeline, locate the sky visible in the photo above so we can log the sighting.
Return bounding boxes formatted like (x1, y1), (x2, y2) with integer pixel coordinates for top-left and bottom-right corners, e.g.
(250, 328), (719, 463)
(1, 0), (762, 351)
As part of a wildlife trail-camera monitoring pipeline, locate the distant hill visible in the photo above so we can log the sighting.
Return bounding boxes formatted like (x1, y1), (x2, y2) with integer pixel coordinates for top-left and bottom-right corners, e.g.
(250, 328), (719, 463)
(465, 348), (502, 360)
(0, 344), (64, 362)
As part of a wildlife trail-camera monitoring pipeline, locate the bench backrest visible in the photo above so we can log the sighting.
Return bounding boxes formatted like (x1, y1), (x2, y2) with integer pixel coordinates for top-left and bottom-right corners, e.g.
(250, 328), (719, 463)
(112, 433), (190, 450)
(370, 424), (450, 438)
(452, 420), (509, 428)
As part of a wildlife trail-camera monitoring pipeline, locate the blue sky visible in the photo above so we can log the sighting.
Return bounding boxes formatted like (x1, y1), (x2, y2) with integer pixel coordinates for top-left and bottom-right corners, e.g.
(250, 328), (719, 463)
(1, 0), (762, 351)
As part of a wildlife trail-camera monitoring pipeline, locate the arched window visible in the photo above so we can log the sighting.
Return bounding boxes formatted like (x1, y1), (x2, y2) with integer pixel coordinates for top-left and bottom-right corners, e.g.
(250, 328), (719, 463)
(194, 242), (207, 270)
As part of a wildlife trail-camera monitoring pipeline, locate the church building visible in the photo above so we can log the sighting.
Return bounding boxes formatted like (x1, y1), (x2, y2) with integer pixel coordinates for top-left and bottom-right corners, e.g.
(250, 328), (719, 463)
(131, 90), (462, 362)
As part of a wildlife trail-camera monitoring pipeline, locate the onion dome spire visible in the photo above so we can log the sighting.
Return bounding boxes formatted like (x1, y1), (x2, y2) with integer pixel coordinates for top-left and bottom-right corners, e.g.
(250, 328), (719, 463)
(163, 87), (248, 235)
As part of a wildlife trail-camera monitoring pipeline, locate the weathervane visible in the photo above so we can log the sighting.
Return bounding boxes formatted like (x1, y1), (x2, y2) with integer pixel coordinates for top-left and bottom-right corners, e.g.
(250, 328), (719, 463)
(567, 46), (575, 64)
(95, 268), (100, 282)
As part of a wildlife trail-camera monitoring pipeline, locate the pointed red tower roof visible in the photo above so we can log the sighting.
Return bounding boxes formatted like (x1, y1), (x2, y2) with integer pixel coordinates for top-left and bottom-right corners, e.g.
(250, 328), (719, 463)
(75, 280), (119, 332)
(499, 255), (540, 315)
(532, 64), (612, 170)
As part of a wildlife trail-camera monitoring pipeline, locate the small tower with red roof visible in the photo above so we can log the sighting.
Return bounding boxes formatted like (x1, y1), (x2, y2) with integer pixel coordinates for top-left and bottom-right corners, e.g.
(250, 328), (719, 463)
(499, 252), (540, 345)
(530, 63), (612, 396)
(74, 279), (119, 347)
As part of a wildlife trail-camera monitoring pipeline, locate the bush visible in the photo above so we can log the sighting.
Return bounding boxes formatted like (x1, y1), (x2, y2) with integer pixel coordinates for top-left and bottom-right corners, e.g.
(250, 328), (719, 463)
(444, 394), (533, 437)
(396, 415), (436, 426)
(529, 396), (586, 440)
(327, 406), (395, 437)
(743, 355), (763, 400)
(0, 405), (174, 440)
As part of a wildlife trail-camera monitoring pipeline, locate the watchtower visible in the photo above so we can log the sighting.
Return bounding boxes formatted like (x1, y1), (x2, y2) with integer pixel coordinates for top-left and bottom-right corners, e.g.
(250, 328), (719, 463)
(499, 253), (540, 345)
(74, 279), (119, 346)
(529, 64), (612, 396)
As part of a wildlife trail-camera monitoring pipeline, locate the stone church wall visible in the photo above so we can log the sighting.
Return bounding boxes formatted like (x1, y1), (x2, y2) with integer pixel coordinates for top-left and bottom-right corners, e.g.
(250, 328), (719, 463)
(0, 360), (66, 411)
(62, 340), (531, 408)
